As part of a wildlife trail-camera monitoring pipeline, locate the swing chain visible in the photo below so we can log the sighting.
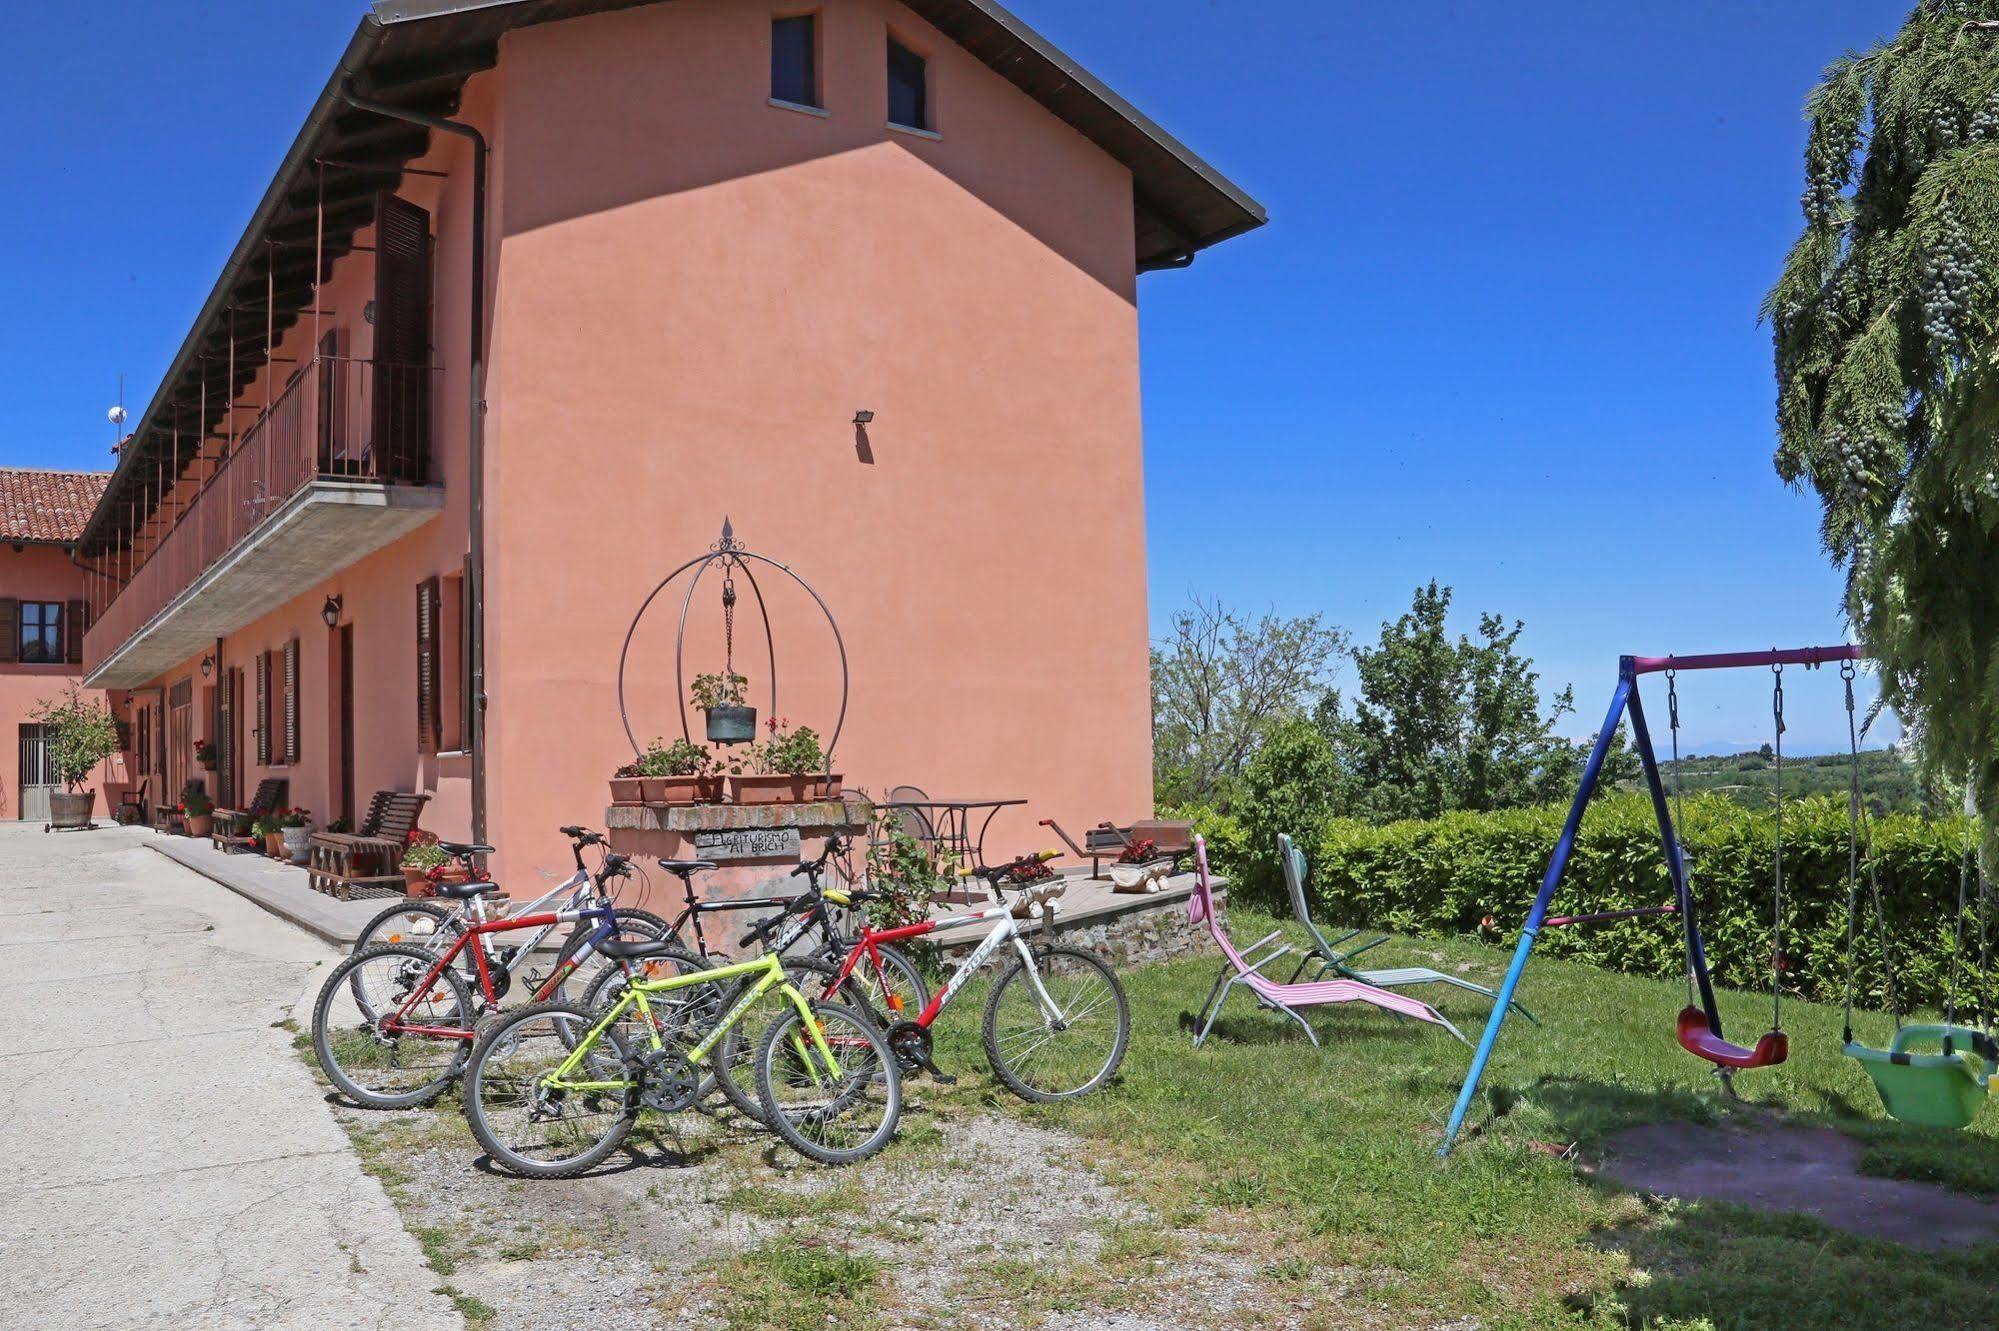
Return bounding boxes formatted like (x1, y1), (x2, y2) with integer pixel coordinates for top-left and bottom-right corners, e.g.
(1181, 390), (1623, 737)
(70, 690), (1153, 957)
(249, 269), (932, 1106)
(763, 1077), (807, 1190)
(1770, 664), (1786, 1029)
(1666, 670), (1697, 1009)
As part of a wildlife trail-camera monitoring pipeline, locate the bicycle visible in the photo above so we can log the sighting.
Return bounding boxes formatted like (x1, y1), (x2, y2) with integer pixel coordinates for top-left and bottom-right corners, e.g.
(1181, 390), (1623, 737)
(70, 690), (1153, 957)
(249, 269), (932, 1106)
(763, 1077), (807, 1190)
(462, 939), (900, 1174)
(580, 840), (927, 1125)
(349, 826), (670, 998)
(311, 842), (703, 1110)
(824, 851), (1130, 1102)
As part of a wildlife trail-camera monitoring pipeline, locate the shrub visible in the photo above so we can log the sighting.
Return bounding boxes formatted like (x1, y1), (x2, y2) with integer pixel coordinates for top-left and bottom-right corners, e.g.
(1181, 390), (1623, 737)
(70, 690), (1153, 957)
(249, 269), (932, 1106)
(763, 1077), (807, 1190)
(1216, 792), (1987, 1013)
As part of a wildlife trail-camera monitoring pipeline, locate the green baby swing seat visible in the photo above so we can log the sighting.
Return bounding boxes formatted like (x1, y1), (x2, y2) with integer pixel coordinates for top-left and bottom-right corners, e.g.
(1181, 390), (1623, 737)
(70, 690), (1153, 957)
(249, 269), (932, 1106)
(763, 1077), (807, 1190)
(1843, 1024), (1996, 1130)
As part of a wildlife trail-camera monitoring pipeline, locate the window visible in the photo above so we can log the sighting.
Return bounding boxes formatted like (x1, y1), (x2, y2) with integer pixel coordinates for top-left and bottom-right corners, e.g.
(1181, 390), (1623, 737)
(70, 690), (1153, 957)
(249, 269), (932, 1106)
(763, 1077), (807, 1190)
(772, 13), (819, 109)
(887, 35), (927, 131)
(19, 602), (61, 664)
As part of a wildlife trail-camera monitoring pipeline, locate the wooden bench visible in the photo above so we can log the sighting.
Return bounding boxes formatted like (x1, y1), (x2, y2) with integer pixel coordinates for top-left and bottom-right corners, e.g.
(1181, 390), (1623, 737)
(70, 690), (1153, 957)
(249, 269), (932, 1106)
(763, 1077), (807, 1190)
(307, 791), (430, 900)
(211, 778), (288, 854)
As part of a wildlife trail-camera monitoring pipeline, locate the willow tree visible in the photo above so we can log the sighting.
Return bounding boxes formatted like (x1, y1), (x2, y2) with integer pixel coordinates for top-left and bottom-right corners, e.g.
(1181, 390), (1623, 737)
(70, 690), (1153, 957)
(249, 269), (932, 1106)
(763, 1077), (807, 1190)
(1769, 2), (1999, 805)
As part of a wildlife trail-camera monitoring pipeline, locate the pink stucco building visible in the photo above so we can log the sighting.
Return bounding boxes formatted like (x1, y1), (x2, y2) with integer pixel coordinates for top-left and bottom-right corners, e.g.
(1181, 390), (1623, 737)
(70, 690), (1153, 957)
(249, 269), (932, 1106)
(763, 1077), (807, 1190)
(78, 0), (1263, 884)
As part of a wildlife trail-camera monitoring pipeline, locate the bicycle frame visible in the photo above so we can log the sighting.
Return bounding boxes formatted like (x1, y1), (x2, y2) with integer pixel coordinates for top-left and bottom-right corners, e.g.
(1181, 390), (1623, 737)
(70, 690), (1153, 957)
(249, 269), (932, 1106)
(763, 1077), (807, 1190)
(543, 952), (844, 1092)
(835, 902), (1065, 1030)
(388, 901), (622, 1040)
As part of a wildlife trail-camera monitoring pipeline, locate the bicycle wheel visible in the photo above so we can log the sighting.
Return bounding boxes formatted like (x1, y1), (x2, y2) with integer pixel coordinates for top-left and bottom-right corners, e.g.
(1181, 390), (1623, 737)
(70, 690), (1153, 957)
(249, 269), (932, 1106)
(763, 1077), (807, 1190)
(313, 944), (475, 1109)
(755, 1000), (901, 1165)
(354, 900), (458, 951)
(827, 943), (930, 1029)
(714, 957), (843, 1126)
(463, 1001), (637, 1178)
(981, 946), (1128, 1102)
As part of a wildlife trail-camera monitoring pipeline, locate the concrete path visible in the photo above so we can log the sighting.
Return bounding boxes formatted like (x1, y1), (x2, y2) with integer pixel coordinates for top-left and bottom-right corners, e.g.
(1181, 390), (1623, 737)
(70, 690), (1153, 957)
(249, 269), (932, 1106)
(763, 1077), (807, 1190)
(0, 824), (461, 1330)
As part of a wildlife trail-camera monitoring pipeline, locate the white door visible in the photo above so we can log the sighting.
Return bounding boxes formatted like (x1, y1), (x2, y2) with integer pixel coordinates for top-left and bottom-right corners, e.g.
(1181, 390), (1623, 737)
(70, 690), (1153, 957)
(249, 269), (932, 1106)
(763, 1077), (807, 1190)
(18, 725), (53, 822)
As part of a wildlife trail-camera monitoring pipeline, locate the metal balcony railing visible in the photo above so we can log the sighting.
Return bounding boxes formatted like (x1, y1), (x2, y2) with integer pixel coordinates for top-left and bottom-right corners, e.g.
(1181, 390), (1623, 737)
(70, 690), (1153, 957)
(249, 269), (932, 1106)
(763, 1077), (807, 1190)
(84, 355), (437, 673)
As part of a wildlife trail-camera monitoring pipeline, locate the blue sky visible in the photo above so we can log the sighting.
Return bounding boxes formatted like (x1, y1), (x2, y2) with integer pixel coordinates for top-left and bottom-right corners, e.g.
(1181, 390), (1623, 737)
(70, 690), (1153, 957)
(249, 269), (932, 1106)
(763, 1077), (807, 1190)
(2, 1), (1908, 751)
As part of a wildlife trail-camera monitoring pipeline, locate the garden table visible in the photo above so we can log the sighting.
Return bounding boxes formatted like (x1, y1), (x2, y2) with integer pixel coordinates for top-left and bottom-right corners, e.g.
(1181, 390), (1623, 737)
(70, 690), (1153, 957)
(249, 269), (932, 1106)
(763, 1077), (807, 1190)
(880, 797), (1028, 897)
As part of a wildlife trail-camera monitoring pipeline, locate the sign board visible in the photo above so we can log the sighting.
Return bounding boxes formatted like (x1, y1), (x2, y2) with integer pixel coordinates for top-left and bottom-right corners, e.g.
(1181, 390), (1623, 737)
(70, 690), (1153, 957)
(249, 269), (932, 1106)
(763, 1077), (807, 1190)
(694, 827), (802, 862)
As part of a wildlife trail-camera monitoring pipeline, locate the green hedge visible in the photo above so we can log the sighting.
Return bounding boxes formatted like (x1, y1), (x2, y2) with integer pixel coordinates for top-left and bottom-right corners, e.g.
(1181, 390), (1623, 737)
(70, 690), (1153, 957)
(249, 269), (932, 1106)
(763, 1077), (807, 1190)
(1197, 793), (1991, 1015)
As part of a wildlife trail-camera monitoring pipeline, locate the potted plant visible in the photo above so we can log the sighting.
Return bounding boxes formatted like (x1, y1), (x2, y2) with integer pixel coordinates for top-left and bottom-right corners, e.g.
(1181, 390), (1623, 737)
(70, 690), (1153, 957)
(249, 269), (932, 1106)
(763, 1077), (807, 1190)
(609, 761), (646, 806)
(180, 786), (215, 840)
(279, 808), (315, 864)
(401, 832), (448, 898)
(195, 740), (218, 771)
(691, 671), (755, 745)
(30, 687), (119, 830)
(729, 718), (841, 805)
(638, 736), (724, 805)
(253, 812), (286, 858)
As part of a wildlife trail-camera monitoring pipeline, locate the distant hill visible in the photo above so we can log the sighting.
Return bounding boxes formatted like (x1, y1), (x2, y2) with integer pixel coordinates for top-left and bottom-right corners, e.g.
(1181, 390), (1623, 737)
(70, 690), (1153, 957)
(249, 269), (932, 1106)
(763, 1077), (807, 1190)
(1612, 745), (1927, 815)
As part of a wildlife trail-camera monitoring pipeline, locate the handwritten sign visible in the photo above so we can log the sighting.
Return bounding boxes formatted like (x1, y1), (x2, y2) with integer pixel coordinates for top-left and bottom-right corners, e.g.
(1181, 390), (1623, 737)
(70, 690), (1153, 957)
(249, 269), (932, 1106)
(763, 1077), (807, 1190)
(694, 827), (802, 862)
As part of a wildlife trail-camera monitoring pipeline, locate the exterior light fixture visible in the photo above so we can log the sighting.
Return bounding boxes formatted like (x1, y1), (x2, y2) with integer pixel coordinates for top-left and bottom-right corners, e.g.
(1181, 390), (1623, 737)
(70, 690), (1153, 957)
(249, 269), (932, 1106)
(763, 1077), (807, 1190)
(200, 654), (214, 679)
(321, 595), (343, 629)
(853, 410), (875, 426)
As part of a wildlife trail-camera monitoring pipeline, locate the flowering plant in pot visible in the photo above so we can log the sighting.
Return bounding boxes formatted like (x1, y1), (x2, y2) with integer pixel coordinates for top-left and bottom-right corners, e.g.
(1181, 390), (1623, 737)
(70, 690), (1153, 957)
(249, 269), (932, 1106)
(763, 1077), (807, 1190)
(638, 737), (722, 805)
(179, 784), (215, 839)
(729, 719), (840, 805)
(252, 812), (287, 857)
(195, 740), (218, 771)
(401, 831), (451, 897)
(278, 808), (315, 864)
(691, 671), (755, 745)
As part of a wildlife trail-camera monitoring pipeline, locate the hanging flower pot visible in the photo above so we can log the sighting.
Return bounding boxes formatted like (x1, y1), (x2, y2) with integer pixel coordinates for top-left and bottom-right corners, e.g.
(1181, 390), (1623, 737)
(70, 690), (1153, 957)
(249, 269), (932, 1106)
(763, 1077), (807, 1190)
(706, 705), (757, 745)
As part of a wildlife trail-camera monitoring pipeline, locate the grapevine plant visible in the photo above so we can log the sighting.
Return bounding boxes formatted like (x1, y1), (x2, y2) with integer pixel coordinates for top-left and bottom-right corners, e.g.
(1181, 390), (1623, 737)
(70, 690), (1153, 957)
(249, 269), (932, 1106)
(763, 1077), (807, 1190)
(1769, 1), (1999, 815)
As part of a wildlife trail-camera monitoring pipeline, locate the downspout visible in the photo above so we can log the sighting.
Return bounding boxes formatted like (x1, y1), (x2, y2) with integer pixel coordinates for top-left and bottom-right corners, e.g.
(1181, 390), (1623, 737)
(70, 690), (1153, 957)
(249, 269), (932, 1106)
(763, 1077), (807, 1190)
(339, 85), (490, 845)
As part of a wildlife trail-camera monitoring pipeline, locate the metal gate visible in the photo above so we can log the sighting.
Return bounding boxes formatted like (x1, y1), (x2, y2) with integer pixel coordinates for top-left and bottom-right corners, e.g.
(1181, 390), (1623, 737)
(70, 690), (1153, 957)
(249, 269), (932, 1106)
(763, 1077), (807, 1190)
(18, 725), (53, 822)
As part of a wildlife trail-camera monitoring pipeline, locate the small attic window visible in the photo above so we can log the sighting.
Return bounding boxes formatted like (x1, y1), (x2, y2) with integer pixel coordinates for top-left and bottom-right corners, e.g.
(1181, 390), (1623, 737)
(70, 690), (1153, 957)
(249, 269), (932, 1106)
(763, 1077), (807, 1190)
(772, 14), (820, 109)
(887, 35), (928, 131)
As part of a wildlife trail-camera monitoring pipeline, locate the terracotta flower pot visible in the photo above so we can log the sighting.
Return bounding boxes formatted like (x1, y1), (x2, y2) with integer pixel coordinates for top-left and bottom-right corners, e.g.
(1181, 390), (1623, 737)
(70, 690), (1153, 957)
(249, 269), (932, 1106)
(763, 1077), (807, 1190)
(649, 774), (725, 806)
(728, 774), (815, 806)
(609, 776), (645, 805)
(264, 831), (286, 857)
(404, 867), (435, 897)
(184, 813), (213, 839)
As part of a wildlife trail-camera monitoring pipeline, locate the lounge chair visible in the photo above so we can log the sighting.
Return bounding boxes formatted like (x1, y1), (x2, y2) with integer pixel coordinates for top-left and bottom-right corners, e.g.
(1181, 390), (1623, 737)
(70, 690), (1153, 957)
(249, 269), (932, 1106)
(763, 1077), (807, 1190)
(307, 790), (431, 899)
(1186, 835), (1466, 1048)
(1279, 834), (1535, 1024)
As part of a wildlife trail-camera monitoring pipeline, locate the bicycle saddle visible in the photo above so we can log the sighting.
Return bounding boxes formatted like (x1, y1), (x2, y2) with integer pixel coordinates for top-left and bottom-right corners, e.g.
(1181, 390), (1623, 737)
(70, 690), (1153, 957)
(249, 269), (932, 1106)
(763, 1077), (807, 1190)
(435, 880), (501, 900)
(436, 841), (496, 858)
(655, 859), (718, 876)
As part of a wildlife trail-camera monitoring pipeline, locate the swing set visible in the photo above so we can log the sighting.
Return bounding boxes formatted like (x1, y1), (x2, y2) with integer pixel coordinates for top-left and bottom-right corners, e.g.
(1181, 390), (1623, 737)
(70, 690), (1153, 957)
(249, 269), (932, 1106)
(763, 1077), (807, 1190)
(1438, 644), (1997, 1155)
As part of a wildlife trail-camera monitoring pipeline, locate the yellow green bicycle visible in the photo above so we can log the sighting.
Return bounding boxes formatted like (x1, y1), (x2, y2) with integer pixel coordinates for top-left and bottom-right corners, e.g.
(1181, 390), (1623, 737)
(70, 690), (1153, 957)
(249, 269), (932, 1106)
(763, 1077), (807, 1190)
(461, 937), (901, 1173)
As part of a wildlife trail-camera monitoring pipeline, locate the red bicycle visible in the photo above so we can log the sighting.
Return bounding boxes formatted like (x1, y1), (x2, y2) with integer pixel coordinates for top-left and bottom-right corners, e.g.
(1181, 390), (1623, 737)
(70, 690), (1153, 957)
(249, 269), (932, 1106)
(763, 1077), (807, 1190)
(310, 837), (700, 1110)
(825, 851), (1129, 1102)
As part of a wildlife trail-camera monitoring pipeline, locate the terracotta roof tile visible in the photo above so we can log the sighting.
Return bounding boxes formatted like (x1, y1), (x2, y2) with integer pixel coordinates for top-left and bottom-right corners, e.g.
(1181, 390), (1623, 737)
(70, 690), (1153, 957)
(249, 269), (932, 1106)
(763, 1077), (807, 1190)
(0, 469), (112, 544)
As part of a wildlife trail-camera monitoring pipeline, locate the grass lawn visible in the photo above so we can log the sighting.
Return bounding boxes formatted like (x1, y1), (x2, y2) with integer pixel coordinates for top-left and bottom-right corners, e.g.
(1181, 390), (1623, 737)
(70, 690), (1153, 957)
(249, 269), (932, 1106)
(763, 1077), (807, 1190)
(924, 907), (1999, 1330)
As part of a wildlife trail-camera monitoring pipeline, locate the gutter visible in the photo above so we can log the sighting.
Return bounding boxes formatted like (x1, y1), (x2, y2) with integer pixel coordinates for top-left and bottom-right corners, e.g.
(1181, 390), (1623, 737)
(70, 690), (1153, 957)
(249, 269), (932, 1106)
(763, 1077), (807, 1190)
(338, 86), (491, 848)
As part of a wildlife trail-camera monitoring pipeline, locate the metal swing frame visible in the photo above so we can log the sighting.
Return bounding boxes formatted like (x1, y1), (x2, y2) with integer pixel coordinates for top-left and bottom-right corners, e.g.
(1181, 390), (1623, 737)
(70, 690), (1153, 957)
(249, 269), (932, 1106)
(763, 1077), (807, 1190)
(1438, 644), (1863, 1156)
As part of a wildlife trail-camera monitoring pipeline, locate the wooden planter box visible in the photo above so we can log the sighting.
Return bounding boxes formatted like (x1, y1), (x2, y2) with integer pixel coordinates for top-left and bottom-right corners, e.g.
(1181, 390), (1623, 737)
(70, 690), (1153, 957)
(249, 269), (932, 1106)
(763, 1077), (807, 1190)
(728, 773), (844, 806)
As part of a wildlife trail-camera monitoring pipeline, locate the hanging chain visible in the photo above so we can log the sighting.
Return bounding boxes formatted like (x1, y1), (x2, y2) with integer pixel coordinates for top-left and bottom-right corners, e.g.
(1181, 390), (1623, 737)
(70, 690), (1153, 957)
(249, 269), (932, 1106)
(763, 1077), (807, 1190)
(721, 564), (738, 683)
(1946, 776), (1974, 1040)
(1976, 781), (1993, 1043)
(1770, 663), (1787, 1029)
(1667, 669), (1697, 1008)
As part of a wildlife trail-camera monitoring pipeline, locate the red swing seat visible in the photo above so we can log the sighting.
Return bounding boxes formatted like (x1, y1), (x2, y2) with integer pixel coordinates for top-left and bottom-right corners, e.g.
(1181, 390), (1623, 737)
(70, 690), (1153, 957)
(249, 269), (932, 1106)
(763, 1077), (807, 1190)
(1677, 1006), (1789, 1070)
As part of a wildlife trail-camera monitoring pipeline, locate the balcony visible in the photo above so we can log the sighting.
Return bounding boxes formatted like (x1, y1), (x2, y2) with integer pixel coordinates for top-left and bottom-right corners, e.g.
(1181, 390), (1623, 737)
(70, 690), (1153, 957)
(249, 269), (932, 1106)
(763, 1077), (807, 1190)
(84, 356), (445, 687)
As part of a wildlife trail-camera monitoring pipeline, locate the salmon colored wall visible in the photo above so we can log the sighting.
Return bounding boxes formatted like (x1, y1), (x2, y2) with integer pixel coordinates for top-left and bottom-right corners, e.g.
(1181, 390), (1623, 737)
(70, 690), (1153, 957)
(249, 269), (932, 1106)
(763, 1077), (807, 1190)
(484, 0), (1153, 883)
(0, 545), (118, 817)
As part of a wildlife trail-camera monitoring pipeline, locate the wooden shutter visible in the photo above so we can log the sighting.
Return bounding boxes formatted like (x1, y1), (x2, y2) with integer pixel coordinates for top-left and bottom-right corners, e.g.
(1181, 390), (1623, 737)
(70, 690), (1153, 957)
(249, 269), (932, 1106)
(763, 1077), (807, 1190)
(283, 638), (300, 766)
(373, 193), (433, 483)
(64, 601), (85, 665)
(417, 576), (440, 754)
(255, 651), (271, 766)
(0, 599), (18, 665)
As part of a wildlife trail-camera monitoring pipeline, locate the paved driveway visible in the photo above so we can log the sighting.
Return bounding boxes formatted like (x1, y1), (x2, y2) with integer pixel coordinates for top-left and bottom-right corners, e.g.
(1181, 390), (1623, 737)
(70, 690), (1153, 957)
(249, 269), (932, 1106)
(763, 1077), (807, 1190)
(0, 824), (460, 1330)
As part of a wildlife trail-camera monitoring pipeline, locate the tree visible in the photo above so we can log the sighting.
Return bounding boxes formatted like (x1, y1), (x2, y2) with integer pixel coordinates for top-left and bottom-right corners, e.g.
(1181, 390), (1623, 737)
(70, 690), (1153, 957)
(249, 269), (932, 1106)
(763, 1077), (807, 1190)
(1769, 3), (1999, 812)
(30, 687), (118, 793)
(1151, 598), (1345, 808)
(1337, 582), (1584, 820)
